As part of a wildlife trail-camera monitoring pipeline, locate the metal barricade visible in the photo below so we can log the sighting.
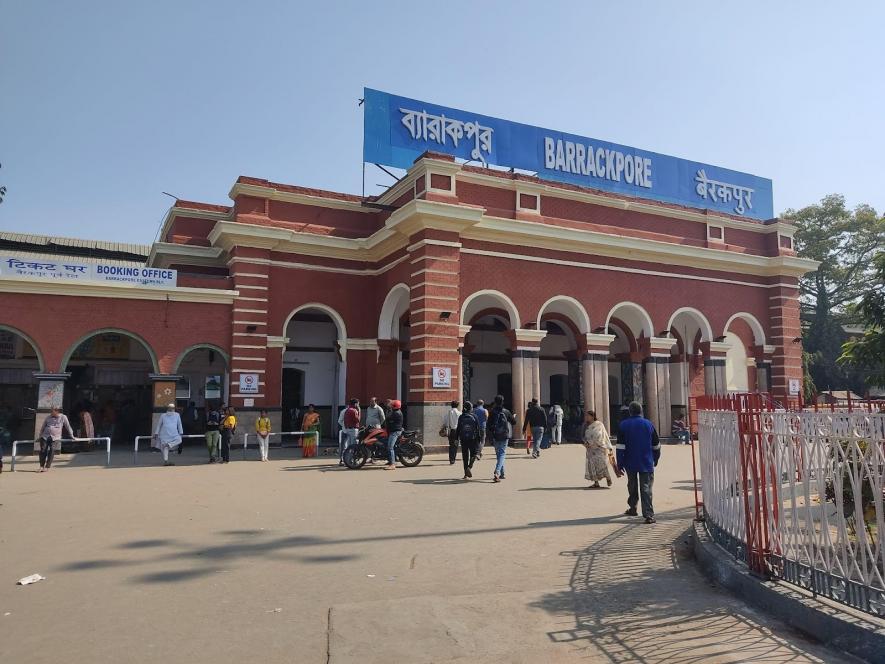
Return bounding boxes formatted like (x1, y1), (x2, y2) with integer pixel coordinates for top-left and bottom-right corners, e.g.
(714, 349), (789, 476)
(9, 437), (112, 471)
(132, 433), (239, 464)
(242, 431), (320, 459)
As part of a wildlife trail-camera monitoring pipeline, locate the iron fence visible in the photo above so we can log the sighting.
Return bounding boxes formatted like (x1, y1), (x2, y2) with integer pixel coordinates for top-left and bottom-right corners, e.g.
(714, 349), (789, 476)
(698, 407), (885, 617)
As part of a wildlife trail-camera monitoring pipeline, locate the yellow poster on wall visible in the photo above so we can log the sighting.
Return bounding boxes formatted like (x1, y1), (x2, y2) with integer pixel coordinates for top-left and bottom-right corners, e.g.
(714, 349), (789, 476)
(74, 334), (131, 360)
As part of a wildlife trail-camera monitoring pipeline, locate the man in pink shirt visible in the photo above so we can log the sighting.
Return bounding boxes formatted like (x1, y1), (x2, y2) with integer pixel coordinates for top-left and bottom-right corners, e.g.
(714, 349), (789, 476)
(37, 407), (75, 472)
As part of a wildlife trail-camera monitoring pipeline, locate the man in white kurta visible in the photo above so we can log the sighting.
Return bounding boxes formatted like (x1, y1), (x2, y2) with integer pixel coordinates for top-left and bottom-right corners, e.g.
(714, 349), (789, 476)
(152, 404), (183, 466)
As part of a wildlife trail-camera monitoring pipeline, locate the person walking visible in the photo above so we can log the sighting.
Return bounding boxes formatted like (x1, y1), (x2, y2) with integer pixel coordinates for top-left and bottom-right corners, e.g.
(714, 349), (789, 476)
(616, 401), (661, 523)
(220, 406), (237, 464)
(550, 403), (564, 445)
(522, 398), (548, 459)
(36, 406), (74, 472)
(487, 395), (516, 483)
(442, 400), (461, 464)
(255, 409), (272, 461)
(583, 410), (614, 488)
(384, 399), (404, 470)
(473, 399), (488, 460)
(205, 403), (222, 463)
(152, 404), (183, 466)
(341, 399), (360, 466)
(455, 401), (480, 479)
(301, 404), (320, 458)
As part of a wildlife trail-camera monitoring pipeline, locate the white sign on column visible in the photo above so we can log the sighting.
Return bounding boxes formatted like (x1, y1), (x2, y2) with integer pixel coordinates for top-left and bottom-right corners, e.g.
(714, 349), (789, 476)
(239, 373), (260, 394)
(432, 367), (452, 389)
(788, 378), (801, 395)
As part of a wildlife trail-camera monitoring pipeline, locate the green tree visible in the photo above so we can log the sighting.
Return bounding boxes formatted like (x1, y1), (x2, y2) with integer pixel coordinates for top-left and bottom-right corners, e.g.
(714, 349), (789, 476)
(838, 251), (885, 387)
(782, 195), (884, 393)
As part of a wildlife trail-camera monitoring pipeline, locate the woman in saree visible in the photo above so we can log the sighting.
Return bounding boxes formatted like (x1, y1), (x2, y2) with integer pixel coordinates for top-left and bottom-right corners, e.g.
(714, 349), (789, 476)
(583, 410), (613, 488)
(301, 404), (320, 458)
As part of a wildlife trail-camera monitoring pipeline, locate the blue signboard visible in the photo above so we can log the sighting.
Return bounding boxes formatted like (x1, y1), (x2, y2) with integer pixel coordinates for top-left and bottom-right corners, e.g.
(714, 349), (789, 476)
(363, 88), (773, 220)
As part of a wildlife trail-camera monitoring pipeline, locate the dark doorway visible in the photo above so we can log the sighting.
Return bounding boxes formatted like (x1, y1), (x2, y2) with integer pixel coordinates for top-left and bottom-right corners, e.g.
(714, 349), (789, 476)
(496, 372), (512, 410)
(281, 368), (305, 432)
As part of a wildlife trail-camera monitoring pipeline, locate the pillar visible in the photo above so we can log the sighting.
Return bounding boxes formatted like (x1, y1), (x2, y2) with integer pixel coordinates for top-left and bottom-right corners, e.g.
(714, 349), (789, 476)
(581, 333), (615, 433)
(149, 373), (183, 435)
(641, 337), (677, 435)
(228, 246), (272, 431)
(33, 372), (69, 444)
(768, 280), (802, 396)
(701, 341), (729, 395)
(404, 232), (462, 445)
(506, 329), (546, 431)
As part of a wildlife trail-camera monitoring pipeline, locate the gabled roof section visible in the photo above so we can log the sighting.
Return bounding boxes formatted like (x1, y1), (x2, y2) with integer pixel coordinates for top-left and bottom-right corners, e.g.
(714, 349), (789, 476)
(0, 231), (150, 262)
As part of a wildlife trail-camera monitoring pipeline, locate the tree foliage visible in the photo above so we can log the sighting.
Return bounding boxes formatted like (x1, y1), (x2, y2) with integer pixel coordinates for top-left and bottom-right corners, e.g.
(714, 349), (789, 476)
(782, 195), (884, 392)
(838, 252), (885, 387)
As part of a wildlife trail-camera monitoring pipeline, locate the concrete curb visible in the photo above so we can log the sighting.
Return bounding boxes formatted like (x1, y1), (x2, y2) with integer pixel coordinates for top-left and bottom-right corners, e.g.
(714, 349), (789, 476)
(692, 521), (885, 664)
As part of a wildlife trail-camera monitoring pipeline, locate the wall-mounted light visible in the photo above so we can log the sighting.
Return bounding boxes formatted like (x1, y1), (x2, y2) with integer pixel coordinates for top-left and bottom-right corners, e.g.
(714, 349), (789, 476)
(714, 335), (727, 342)
(657, 330), (671, 337)
(439, 311), (452, 320)
(592, 326), (608, 334)
(792, 337), (802, 344)
(246, 325), (257, 332)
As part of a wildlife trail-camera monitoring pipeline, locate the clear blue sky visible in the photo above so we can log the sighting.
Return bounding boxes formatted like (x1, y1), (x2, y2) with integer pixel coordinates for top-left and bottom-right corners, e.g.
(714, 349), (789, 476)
(2, 1), (883, 244)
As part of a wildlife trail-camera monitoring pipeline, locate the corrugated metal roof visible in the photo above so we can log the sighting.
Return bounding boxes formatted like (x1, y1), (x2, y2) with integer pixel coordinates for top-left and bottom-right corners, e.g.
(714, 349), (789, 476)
(0, 248), (145, 267)
(0, 231), (150, 261)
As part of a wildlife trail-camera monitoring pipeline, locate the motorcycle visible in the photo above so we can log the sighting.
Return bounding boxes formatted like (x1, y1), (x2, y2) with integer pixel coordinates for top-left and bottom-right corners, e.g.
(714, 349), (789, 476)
(343, 426), (424, 469)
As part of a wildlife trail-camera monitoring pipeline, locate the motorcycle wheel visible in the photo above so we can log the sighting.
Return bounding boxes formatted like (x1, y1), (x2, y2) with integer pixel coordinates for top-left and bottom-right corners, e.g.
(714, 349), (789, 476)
(397, 442), (424, 467)
(343, 445), (368, 469)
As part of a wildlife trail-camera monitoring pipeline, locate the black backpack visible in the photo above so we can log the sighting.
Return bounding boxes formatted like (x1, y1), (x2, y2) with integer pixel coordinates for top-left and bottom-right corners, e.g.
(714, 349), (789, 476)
(458, 413), (478, 442)
(207, 410), (221, 427)
(490, 408), (509, 440)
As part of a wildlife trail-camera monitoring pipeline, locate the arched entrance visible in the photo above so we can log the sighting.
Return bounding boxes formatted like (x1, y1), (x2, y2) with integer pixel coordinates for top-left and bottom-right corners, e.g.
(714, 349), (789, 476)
(605, 302), (654, 427)
(667, 307), (713, 423)
(282, 305), (346, 438)
(0, 325), (43, 441)
(62, 329), (157, 444)
(461, 290), (520, 410)
(722, 313), (765, 393)
(378, 283), (411, 402)
(173, 344), (230, 435)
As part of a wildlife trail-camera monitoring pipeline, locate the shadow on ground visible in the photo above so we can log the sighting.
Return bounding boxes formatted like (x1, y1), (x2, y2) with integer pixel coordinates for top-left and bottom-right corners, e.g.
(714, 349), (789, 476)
(529, 507), (831, 663)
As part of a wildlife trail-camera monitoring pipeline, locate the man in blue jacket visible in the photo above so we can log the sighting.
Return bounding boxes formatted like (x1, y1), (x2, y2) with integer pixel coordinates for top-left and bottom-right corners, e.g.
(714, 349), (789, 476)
(616, 401), (661, 524)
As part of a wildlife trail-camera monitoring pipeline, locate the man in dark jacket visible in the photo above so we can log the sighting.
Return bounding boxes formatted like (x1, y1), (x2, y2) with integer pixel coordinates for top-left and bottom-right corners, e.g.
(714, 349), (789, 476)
(488, 395), (516, 482)
(616, 401), (661, 523)
(522, 398), (548, 459)
(384, 400), (404, 470)
(455, 401), (480, 479)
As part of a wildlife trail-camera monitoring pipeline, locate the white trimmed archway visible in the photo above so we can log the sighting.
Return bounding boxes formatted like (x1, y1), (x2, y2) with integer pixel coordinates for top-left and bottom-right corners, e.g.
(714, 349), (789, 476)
(461, 290), (521, 329)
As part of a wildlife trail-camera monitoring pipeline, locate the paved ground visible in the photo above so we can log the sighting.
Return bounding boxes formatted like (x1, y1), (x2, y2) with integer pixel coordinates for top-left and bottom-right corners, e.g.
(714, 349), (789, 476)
(0, 443), (854, 663)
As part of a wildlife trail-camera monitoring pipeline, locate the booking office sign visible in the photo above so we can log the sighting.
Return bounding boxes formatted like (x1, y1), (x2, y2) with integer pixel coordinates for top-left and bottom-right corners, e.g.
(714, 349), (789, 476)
(363, 88), (773, 220)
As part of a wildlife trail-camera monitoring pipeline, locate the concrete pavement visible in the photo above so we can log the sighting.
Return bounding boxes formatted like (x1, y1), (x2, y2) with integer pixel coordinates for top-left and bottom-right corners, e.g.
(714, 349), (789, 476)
(0, 444), (854, 663)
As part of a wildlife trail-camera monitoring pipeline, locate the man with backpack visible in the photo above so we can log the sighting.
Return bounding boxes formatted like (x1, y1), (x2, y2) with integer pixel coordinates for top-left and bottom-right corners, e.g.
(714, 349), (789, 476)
(522, 398), (548, 459)
(488, 395), (516, 483)
(455, 401), (480, 479)
(205, 403), (222, 463)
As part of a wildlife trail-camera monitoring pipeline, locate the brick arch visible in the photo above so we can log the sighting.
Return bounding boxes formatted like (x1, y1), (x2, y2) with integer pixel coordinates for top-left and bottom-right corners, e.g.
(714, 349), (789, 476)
(60, 328), (160, 374)
(608, 317), (638, 353)
(461, 290), (520, 329)
(172, 343), (231, 373)
(0, 324), (45, 372)
(536, 295), (591, 335)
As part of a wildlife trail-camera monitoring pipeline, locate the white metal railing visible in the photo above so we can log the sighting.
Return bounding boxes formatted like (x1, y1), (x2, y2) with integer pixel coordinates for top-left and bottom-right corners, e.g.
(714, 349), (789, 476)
(9, 437), (112, 471)
(699, 409), (885, 617)
(241, 431), (320, 459)
(132, 433), (248, 464)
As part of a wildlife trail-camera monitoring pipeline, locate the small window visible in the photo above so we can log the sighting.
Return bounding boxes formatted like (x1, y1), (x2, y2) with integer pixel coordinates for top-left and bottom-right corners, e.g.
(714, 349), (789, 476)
(707, 224), (724, 241)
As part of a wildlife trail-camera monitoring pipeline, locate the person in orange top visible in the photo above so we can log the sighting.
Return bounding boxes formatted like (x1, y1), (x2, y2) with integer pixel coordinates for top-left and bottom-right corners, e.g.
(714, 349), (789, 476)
(301, 404), (320, 458)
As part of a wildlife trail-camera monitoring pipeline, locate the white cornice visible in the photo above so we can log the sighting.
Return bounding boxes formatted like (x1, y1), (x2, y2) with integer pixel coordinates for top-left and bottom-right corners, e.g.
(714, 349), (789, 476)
(157, 205), (232, 249)
(0, 277), (238, 304)
(228, 182), (372, 214)
(464, 215), (819, 278)
(149, 242), (225, 268)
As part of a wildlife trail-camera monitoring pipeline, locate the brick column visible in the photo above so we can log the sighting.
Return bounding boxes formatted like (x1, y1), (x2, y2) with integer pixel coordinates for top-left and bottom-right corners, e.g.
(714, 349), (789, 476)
(641, 337), (677, 435)
(228, 247), (271, 433)
(149, 373), (181, 433)
(405, 233), (462, 445)
(768, 281), (802, 396)
(32, 372), (69, 442)
(700, 341), (729, 395)
(581, 333), (615, 433)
